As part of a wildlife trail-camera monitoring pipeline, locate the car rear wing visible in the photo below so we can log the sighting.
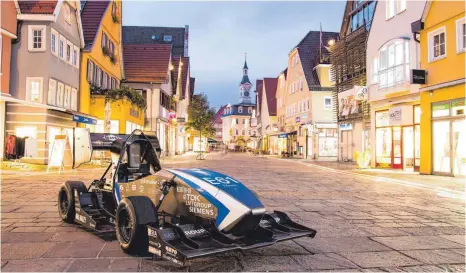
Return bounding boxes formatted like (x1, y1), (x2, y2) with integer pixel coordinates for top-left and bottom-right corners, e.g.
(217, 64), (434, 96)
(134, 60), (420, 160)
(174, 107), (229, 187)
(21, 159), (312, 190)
(90, 133), (162, 153)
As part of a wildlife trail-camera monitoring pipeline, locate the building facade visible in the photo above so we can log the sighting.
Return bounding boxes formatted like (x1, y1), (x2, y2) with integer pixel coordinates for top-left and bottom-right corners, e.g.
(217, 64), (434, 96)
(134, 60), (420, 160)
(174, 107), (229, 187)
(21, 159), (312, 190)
(0, 0), (18, 159)
(415, 0), (465, 176)
(367, 0), (426, 171)
(212, 105), (226, 143)
(7, 0), (90, 164)
(259, 78), (278, 154)
(221, 59), (257, 149)
(80, 0), (144, 135)
(330, 0), (376, 162)
(282, 30), (339, 159)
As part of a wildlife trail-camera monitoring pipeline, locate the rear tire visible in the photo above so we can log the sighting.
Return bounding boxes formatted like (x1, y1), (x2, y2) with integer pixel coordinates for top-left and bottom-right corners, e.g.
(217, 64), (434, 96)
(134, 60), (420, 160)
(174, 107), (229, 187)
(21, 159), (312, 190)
(58, 181), (87, 223)
(116, 198), (149, 255)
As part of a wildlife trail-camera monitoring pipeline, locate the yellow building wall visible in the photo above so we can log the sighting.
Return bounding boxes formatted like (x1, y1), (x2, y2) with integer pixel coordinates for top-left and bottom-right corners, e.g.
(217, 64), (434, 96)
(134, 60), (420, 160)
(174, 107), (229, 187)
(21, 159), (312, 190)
(79, 0), (144, 133)
(314, 65), (334, 88)
(419, 1), (465, 174)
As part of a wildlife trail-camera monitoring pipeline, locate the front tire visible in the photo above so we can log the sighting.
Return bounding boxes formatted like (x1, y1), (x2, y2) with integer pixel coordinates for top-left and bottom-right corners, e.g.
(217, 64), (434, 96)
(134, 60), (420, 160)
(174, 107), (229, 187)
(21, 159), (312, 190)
(115, 198), (148, 255)
(58, 181), (87, 223)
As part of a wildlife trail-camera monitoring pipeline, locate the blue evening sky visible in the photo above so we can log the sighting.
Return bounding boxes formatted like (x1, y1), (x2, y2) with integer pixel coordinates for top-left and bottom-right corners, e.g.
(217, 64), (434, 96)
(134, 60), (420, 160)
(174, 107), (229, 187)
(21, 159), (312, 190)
(123, 1), (345, 110)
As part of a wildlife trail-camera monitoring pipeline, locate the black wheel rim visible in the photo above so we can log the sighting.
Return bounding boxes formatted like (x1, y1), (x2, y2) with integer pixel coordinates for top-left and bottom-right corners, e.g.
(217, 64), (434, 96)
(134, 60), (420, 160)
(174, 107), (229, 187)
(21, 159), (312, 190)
(118, 208), (132, 243)
(59, 189), (69, 215)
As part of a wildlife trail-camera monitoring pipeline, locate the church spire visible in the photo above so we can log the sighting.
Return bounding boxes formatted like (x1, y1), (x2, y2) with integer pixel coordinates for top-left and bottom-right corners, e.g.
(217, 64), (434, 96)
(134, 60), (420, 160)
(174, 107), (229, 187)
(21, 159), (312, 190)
(243, 53), (249, 69)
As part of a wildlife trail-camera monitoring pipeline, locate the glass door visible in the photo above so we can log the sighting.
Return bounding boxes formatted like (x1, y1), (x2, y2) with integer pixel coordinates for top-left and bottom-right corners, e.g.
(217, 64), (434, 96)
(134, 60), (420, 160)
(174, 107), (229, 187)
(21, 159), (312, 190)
(376, 127), (392, 167)
(452, 119), (466, 177)
(393, 127), (402, 169)
(403, 126), (414, 171)
(414, 125), (421, 171)
(433, 121), (451, 174)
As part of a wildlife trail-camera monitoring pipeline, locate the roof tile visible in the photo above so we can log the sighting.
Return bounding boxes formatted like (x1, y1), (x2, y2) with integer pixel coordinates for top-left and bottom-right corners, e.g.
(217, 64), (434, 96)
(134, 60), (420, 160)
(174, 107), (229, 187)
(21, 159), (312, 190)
(18, 0), (57, 14)
(263, 78), (278, 116)
(123, 44), (172, 83)
(81, 1), (110, 46)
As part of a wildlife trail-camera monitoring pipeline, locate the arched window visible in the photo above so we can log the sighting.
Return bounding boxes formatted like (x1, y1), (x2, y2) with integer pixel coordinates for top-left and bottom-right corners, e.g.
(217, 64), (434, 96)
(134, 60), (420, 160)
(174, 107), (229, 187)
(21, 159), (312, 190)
(238, 106), (243, 113)
(374, 38), (410, 88)
(248, 107), (252, 113)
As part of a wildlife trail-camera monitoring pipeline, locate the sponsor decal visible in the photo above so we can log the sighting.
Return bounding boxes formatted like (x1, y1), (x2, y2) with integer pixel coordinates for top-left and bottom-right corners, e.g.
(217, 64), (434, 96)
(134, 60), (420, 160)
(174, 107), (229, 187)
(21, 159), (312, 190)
(90, 223), (96, 229)
(182, 194), (214, 216)
(141, 178), (164, 186)
(163, 254), (183, 265)
(149, 246), (162, 256)
(75, 213), (87, 223)
(131, 184), (137, 191)
(201, 176), (240, 187)
(149, 241), (161, 248)
(184, 229), (206, 236)
(148, 229), (158, 238)
(140, 185), (144, 193)
(119, 185), (123, 191)
(165, 246), (178, 256)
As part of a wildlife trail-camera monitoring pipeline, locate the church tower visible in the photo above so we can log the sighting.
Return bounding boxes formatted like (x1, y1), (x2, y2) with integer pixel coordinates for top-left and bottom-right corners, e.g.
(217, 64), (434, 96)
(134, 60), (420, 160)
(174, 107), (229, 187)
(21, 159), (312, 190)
(239, 54), (252, 104)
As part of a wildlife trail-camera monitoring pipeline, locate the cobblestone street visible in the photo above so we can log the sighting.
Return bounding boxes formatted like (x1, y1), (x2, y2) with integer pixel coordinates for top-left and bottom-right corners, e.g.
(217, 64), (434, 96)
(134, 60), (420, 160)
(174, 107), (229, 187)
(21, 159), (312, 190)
(1, 153), (465, 272)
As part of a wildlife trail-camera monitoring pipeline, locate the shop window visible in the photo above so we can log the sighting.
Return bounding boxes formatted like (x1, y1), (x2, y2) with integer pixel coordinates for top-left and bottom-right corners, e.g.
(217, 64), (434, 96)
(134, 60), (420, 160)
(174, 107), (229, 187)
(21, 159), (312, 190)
(414, 105), (421, 124)
(456, 17), (466, 53)
(451, 99), (465, 116)
(432, 102), (450, 117)
(28, 25), (46, 52)
(376, 111), (390, 127)
(47, 79), (57, 106)
(26, 77), (43, 103)
(428, 27), (446, 62)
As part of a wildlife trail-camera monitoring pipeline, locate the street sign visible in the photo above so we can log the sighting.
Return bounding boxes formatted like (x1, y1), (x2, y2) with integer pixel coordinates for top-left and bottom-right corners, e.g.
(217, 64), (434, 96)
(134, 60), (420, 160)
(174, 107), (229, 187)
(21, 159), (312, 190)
(72, 114), (97, 125)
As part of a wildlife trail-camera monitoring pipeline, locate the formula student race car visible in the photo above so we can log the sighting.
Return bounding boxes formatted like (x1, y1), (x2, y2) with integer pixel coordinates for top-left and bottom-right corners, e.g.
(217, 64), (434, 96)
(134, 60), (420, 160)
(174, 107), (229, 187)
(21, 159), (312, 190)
(57, 130), (316, 265)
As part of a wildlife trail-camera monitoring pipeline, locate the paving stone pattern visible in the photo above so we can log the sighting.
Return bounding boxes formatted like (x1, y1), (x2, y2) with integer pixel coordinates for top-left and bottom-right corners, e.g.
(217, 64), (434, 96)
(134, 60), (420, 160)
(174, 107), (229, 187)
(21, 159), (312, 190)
(1, 153), (465, 271)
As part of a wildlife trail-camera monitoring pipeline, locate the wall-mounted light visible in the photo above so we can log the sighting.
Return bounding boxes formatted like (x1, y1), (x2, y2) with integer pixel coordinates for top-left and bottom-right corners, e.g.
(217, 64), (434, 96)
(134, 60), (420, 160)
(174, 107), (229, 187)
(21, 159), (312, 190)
(328, 39), (335, 46)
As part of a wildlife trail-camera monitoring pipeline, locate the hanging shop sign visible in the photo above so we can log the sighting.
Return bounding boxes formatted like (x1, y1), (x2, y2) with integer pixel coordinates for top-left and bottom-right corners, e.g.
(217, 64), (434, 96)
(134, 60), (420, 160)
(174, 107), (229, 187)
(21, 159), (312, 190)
(411, 69), (427, 84)
(72, 114), (97, 125)
(389, 106), (402, 125)
(278, 133), (288, 138)
(339, 123), (353, 131)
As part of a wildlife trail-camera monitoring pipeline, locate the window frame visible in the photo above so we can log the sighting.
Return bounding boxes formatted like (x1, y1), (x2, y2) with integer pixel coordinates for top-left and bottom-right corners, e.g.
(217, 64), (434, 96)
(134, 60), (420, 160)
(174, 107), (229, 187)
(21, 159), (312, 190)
(50, 28), (58, 56)
(47, 78), (57, 106)
(428, 26), (447, 63)
(71, 88), (78, 111)
(28, 25), (46, 52)
(57, 82), (64, 107)
(66, 40), (73, 64)
(64, 85), (71, 109)
(26, 77), (43, 103)
(377, 39), (410, 88)
(59, 35), (66, 60)
(238, 106), (243, 113)
(456, 17), (466, 54)
(324, 96), (332, 110)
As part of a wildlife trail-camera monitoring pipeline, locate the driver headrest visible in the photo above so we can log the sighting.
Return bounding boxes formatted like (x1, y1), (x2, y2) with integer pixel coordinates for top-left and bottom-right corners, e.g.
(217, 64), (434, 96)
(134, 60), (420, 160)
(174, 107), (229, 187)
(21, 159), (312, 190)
(127, 142), (142, 168)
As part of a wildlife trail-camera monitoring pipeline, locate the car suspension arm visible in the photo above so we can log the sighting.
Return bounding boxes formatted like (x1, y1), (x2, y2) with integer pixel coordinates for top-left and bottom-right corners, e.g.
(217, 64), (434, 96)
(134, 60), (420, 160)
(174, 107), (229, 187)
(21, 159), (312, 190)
(154, 174), (177, 213)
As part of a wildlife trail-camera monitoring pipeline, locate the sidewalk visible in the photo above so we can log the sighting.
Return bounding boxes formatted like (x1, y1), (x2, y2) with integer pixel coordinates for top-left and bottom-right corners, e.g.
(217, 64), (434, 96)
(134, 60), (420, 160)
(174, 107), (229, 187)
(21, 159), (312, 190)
(266, 156), (466, 199)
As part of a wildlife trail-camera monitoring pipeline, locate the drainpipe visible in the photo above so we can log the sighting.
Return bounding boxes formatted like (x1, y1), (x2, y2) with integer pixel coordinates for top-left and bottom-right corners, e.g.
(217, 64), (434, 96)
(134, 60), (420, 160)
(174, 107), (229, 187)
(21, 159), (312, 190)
(13, 21), (23, 44)
(411, 19), (424, 74)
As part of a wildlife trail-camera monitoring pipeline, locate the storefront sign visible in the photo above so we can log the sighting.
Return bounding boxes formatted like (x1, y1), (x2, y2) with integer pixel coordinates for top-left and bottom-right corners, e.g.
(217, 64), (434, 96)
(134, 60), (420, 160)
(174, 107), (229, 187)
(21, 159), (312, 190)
(339, 123), (353, 131)
(376, 111), (390, 127)
(411, 69), (427, 84)
(354, 86), (368, 101)
(177, 117), (186, 123)
(278, 133), (288, 138)
(72, 114), (97, 125)
(389, 107), (402, 125)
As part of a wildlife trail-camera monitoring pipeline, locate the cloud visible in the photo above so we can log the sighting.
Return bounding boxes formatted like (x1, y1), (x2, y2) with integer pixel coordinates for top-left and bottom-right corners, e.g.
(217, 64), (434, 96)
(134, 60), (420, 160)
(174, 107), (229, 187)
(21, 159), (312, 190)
(123, 1), (345, 106)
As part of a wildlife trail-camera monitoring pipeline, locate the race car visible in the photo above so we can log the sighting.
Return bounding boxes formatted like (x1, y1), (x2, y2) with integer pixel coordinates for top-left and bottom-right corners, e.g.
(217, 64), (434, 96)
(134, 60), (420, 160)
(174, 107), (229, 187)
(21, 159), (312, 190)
(57, 130), (316, 265)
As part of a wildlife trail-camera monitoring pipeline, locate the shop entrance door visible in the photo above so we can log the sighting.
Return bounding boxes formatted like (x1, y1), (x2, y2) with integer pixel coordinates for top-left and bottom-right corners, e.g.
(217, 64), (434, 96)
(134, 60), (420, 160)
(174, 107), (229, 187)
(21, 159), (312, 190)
(433, 121), (451, 175)
(452, 119), (466, 176)
(402, 126), (414, 171)
(341, 130), (352, 161)
(392, 127), (402, 169)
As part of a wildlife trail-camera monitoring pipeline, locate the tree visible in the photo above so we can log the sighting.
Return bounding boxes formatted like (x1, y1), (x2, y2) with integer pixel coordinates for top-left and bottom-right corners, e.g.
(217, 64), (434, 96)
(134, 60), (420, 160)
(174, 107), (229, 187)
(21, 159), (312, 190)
(185, 94), (215, 159)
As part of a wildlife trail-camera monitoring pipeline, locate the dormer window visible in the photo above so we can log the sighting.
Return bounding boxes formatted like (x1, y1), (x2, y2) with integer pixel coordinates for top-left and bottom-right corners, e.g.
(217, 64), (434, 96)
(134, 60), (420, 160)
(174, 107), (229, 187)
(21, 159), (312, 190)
(164, 35), (172, 42)
(238, 106), (243, 113)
